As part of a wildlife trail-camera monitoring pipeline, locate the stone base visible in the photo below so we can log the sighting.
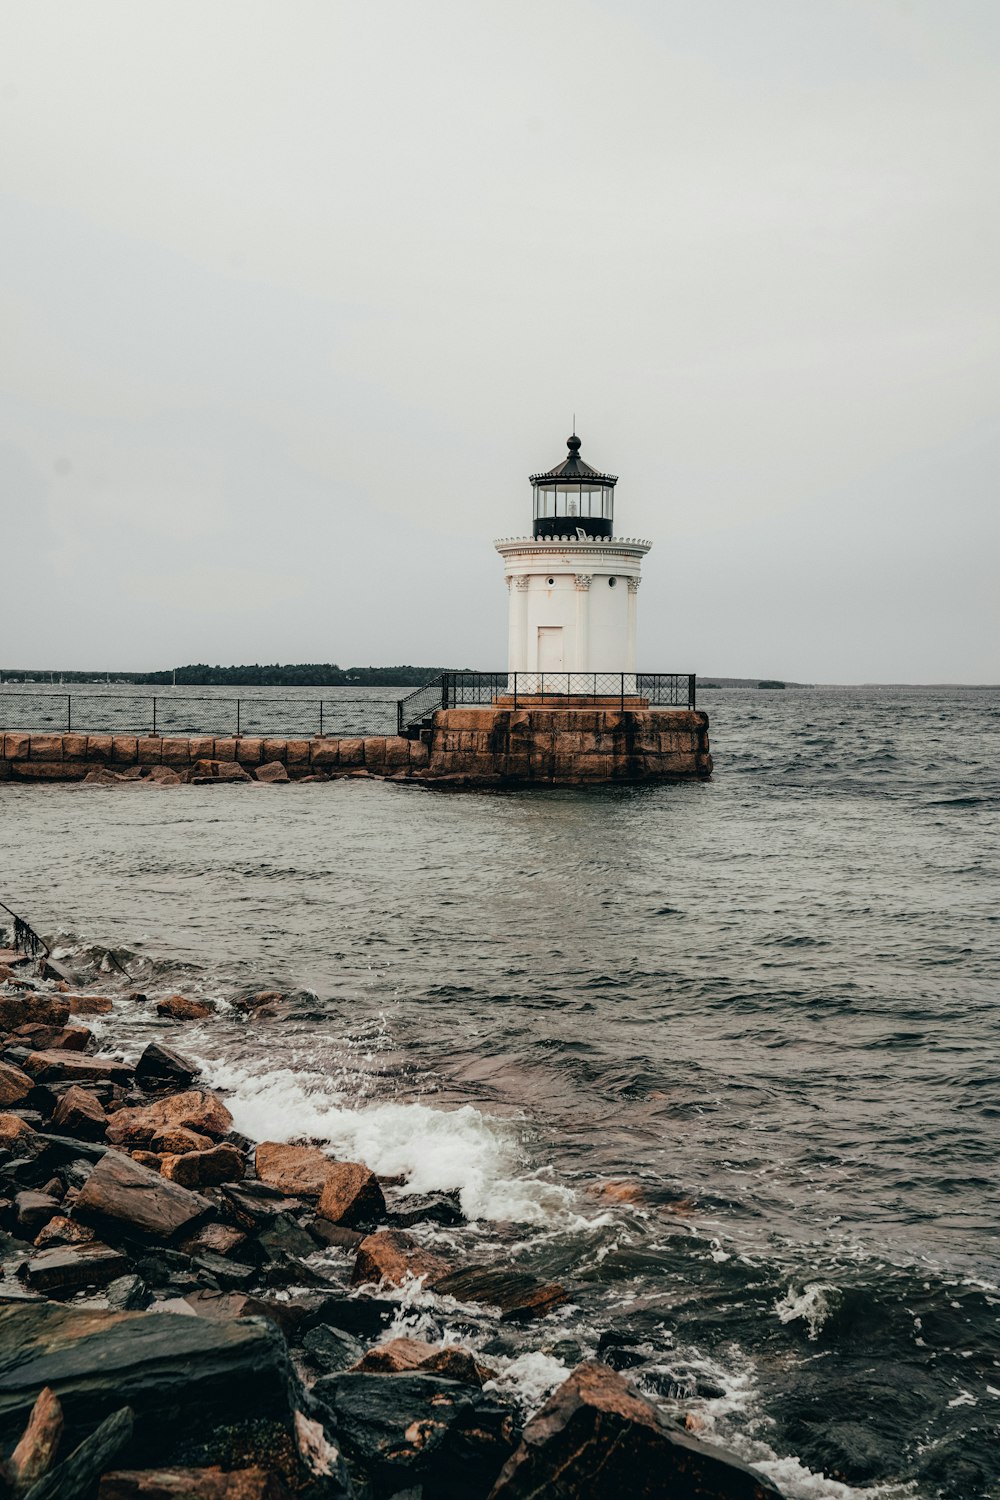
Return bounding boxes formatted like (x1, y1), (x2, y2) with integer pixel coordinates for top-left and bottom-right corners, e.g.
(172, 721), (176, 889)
(0, 711), (711, 788)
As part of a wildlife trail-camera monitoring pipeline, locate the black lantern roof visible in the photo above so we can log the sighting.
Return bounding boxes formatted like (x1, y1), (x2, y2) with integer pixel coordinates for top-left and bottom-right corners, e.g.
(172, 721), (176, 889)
(529, 434), (618, 487)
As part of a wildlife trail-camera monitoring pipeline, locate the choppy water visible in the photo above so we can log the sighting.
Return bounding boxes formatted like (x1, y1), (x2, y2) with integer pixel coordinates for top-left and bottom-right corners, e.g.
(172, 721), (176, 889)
(2, 686), (999, 1499)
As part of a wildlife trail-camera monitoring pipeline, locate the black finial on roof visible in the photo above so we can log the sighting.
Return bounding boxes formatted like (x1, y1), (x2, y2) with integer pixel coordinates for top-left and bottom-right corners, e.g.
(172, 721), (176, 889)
(567, 433), (582, 453)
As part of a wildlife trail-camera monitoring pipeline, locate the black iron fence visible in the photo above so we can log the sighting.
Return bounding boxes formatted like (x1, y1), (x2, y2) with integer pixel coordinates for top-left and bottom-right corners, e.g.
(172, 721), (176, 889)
(0, 693), (399, 739)
(398, 672), (695, 732)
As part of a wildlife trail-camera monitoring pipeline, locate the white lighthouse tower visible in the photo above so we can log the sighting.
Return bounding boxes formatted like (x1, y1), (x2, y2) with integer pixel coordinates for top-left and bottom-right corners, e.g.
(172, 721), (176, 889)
(495, 433), (650, 688)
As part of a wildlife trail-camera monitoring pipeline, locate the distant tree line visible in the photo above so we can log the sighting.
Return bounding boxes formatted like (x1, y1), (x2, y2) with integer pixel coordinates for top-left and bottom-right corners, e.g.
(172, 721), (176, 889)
(1, 664), (450, 687)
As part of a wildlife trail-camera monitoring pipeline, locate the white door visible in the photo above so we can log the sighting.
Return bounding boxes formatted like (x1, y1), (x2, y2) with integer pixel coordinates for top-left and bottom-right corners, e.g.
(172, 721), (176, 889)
(537, 626), (564, 672)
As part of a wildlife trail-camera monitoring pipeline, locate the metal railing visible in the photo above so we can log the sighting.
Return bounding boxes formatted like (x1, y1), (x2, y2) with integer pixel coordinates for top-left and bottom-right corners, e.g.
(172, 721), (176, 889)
(399, 672), (696, 732)
(0, 899), (49, 960)
(0, 693), (399, 738)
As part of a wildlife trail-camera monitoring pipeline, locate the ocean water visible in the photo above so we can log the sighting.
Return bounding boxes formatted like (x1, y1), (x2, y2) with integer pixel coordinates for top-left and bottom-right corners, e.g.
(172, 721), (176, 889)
(2, 685), (998, 1498)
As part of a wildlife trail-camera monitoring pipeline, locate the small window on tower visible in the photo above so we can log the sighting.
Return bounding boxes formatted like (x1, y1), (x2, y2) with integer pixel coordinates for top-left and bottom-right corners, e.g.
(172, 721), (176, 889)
(608, 576), (617, 587)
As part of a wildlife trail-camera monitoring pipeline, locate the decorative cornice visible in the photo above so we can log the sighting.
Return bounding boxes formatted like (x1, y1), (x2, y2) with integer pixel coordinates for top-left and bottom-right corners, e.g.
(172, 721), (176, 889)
(573, 574), (592, 591)
(513, 575), (531, 591)
(626, 576), (641, 594)
(495, 535), (651, 559)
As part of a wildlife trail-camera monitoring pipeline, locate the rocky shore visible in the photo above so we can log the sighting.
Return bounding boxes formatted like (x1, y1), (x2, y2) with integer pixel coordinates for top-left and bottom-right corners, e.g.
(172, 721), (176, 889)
(0, 948), (779, 1499)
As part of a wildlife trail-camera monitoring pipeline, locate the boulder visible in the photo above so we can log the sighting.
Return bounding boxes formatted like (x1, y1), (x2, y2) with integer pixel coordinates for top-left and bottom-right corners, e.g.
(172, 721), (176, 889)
(73, 1147), (213, 1240)
(105, 1274), (152, 1311)
(51, 1086), (108, 1140)
(8, 1384), (63, 1493)
(431, 1266), (567, 1322)
(351, 1230), (452, 1289)
(0, 994), (71, 1032)
(0, 1301), (294, 1454)
(47, 1026), (93, 1052)
(350, 1336), (438, 1374)
(152, 1126), (214, 1155)
(155, 996), (215, 1021)
(146, 765), (183, 786)
(22, 1052), (133, 1087)
(15, 1188), (61, 1236)
(190, 760), (251, 784)
(219, 1182), (305, 1230)
(20, 1242), (130, 1295)
(0, 1059), (33, 1106)
(254, 1142), (334, 1198)
(66, 994), (114, 1016)
(313, 1371), (515, 1498)
(160, 1145), (245, 1189)
(134, 1042), (199, 1090)
(106, 1091), (233, 1147)
(308, 1220), (364, 1252)
(300, 1324), (365, 1375)
(0, 1111), (35, 1146)
(316, 1163), (386, 1227)
(23, 1404), (133, 1500)
(178, 1222), (247, 1258)
(34, 1215), (96, 1250)
(387, 1191), (464, 1229)
(486, 1363), (784, 1500)
(98, 1467), (291, 1498)
(255, 762), (289, 784)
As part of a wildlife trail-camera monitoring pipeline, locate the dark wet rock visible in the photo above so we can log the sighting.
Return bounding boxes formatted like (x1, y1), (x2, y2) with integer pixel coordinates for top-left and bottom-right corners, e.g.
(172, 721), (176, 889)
(307, 1220), (364, 1252)
(386, 1191), (465, 1229)
(23, 1051), (133, 1087)
(51, 1085), (108, 1140)
(24, 1404), (133, 1500)
(15, 1189), (61, 1237)
(107, 1090), (233, 1147)
(154, 995), (216, 1021)
(135, 1043), (200, 1091)
(253, 1213), (317, 1266)
(351, 1338), (489, 1388)
(350, 1230), (452, 1289)
(313, 1371), (517, 1499)
(600, 1344), (647, 1372)
(431, 1266), (567, 1323)
(161, 1145), (244, 1189)
(73, 1147), (213, 1241)
(254, 1142), (334, 1198)
(20, 1242), (130, 1295)
(0, 1301), (295, 1455)
(220, 1182), (305, 1230)
(545, 1338), (584, 1366)
(179, 1222), (248, 1259)
(98, 1465), (292, 1498)
(33, 1215), (96, 1250)
(134, 1250), (195, 1289)
(38, 957), (81, 987)
(316, 1163), (386, 1228)
(487, 1362), (784, 1500)
(105, 1274), (153, 1311)
(191, 1252), (256, 1290)
(300, 1323), (365, 1375)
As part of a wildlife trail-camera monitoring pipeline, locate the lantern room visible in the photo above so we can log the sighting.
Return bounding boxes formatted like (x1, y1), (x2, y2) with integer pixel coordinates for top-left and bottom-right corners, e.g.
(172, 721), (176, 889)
(530, 434), (617, 540)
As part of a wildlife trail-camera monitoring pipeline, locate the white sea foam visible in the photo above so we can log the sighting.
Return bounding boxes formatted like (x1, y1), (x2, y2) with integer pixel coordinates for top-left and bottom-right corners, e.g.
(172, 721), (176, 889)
(483, 1351), (570, 1413)
(775, 1282), (841, 1340)
(195, 1058), (585, 1227)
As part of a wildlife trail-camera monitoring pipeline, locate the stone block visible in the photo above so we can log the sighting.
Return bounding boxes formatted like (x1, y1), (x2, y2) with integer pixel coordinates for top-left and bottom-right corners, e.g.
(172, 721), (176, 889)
(310, 739), (340, 768)
(214, 738), (238, 761)
(285, 739), (310, 767)
(29, 734), (63, 761)
(408, 739), (429, 768)
(261, 739), (287, 764)
(13, 761), (88, 781)
(363, 737), (386, 770)
(86, 734), (114, 763)
(3, 732), (30, 759)
(189, 737), (215, 761)
(137, 737), (162, 766)
(438, 709), (495, 732)
(112, 737), (138, 766)
(383, 737), (410, 769)
(63, 733), (88, 759)
(573, 754), (614, 779)
(338, 738), (363, 767)
(160, 738), (191, 767)
(235, 737), (264, 766)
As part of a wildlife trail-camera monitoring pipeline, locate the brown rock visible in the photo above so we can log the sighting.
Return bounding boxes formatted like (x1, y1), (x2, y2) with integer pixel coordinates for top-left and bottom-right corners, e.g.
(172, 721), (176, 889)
(74, 1147), (213, 1239)
(431, 1266), (566, 1322)
(106, 1089), (233, 1146)
(15, 1189), (61, 1235)
(487, 1362), (784, 1500)
(51, 1084), (108, 1139)
(254, 1141), (334, 1198)
(0, 1111), (34, 1145)
(190, 760), (251, 783)
(22, 1051), (133, 1086)
(48, 1025), (93, 1051)
(146, 765), (182, 785)
(66, 993), (114, 1015)
(9, 1385), (63, 1493)
(316, 1162), (386, 1227)
(0, 992), (72, 1031)
(178, 1222), (247, 1258)
(351, 1230), (452, 1289)
(34, 1214), (97, 1249)
(151, 1125), (214, 1154)
(98, 1465), (290, 1498)
(20, 1242), (130, 1295)
(130, 1151), (165, 1170)
(0, 1059), (33, 1106)
(255, 761), (289, 783)
(422, 1345), (493, 1386)
(161, 1145), (244, 1188)
(351, 1336), (436, 1373)
(155, 995), (216, 1021)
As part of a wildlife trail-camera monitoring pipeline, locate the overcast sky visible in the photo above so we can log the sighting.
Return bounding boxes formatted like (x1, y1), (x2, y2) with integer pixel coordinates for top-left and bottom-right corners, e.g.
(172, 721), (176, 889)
(2, 0), (997, 681)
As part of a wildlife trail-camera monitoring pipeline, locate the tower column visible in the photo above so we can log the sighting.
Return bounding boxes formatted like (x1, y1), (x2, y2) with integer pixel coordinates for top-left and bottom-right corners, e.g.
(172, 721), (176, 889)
(626, 575), (640, 672)
(511, 574), (530, 673)
(574, 574), (592, 673)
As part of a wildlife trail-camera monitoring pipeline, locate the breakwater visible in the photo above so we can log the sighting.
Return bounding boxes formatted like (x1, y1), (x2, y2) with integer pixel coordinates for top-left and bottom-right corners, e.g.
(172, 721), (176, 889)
(0, 708), (712, 786)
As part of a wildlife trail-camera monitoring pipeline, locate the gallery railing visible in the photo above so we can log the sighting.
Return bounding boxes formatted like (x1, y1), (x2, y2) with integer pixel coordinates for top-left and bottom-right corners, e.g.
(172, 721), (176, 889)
(0, 693), (399, 738)
(398, 672), (696, 732)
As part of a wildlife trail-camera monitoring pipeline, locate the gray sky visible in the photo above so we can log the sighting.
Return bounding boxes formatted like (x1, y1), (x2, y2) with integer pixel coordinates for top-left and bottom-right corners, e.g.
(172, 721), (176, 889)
(2, 0), (998, 682)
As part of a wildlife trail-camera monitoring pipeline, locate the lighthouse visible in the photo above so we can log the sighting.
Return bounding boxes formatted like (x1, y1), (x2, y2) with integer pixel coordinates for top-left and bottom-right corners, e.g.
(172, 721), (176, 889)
(495, 434), (650, 687)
